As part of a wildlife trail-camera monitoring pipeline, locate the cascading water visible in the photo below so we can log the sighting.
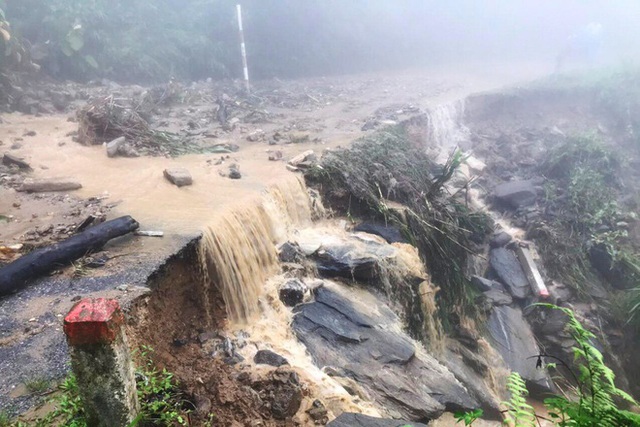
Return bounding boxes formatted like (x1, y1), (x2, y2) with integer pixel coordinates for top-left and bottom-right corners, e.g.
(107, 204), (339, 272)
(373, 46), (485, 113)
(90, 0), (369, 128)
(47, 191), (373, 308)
(198, 176), (312, 324)
(426, 99), (470, 152)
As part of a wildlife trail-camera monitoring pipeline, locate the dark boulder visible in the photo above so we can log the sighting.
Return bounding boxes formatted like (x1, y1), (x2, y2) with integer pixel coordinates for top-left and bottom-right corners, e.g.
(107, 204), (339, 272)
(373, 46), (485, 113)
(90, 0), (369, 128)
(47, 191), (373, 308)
(293, 285), (479, 421)
(278, 279), (307, 307)
(490, 248), (531, 299)
(354, 222), (406, 244)
(254, 349), (289, 367)
(493, 180), (537, 209)
(327, 413), (428, 427)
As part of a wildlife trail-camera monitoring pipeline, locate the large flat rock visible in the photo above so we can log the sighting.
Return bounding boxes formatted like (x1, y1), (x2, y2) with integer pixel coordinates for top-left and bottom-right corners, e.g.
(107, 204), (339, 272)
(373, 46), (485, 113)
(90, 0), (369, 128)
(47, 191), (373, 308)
(293, 285), (478, 421)
(327, 413), (428, 427)
(487, 305), (554, 394)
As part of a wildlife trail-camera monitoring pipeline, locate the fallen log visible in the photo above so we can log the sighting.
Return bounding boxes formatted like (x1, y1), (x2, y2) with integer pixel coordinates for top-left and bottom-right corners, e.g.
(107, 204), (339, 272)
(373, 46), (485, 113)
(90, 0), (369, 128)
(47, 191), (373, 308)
(0, 216), (139, 296)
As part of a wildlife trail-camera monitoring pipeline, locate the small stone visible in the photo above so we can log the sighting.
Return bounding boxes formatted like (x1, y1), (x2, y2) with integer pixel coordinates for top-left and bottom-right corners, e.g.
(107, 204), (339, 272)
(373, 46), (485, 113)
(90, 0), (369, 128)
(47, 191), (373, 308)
(116, 285), (129, 292)
(307, 400), (329, 424)
(106, 137), (126, 158)
(482, 289), (513, 306)
(288, 150), (316, 167)
(228, 166), (241, 179)
(254, 349), (289, 367)
(493, 180), (537, 209)
(118, 143), (140, 158)
(268, 150), (283, 161)
(490, 231), (512, 248)
(163, 168), (193, 187)
(278, 242), (303, 263)
(470, 275), (495, 292)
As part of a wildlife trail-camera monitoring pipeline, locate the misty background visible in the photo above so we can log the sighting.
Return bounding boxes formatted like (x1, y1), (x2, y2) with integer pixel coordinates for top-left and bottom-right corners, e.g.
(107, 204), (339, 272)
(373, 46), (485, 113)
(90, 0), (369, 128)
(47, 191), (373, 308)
(3, 0), (640, 82)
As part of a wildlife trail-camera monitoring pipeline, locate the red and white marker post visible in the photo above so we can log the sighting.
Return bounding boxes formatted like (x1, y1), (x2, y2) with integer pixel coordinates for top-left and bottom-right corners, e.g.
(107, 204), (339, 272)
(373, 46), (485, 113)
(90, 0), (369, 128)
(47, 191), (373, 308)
(64, 298), (140, 426)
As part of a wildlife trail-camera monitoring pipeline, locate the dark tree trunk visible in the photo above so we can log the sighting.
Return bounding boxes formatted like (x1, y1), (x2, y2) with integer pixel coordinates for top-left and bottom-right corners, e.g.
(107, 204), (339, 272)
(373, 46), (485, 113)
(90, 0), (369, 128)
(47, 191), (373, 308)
(0, 216), (139, 296)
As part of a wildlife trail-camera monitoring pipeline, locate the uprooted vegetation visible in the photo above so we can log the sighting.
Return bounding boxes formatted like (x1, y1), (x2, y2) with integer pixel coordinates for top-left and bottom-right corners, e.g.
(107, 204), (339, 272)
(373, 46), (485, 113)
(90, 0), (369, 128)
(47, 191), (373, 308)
(306, 119), (492, 335)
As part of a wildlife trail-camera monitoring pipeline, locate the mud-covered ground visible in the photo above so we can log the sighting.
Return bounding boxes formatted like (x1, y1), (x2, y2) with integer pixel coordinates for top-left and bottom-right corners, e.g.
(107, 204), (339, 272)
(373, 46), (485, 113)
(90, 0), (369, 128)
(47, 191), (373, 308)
(0, 62), (549, 422)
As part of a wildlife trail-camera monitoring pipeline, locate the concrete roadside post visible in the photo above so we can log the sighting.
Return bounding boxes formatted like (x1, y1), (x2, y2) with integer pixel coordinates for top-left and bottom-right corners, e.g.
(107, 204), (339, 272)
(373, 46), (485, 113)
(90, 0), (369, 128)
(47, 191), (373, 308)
(63, 298), (140, 426)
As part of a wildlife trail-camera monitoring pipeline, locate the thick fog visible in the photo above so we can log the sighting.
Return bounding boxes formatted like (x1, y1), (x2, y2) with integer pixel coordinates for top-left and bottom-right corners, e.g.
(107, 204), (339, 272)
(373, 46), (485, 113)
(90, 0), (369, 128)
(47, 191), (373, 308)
(240, 0), (640, 75)
(5, 0), (640, 81)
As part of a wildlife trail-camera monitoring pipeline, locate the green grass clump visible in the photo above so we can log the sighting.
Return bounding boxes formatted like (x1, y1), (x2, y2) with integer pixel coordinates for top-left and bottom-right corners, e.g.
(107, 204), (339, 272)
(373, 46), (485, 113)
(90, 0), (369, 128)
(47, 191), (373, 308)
(23, 377), (51, 395)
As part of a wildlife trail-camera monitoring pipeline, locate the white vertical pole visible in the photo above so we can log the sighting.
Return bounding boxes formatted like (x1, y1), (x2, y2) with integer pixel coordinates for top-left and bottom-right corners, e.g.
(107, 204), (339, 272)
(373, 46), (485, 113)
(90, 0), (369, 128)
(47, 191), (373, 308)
(236, 4), (250, 94)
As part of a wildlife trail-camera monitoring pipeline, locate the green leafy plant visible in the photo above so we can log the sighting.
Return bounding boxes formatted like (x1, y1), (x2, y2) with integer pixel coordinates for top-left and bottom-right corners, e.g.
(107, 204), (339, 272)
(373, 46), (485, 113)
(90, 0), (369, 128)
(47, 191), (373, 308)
(12, 346), (190, 427)
(540, 305), (640, 427)
(502, 372), (536, 427)
(454, 408), (483, 425)
(131, 345), (189, 426)
(0, 411), (11, 427)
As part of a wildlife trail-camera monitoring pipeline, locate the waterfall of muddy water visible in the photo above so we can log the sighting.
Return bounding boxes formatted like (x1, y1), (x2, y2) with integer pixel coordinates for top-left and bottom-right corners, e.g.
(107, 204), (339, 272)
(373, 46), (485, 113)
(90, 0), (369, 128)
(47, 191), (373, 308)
(426, 100), (470, 158)
(424, 99), (524, 240)
(198, 177), (312, 324)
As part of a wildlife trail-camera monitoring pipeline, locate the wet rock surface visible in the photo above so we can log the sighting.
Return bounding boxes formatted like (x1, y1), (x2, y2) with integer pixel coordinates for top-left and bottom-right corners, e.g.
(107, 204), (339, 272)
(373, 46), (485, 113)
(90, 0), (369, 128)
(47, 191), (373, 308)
(327, 413), (428, 427)
(313, 235), (396, 281)
(293, 285), (479, 421)
(441, 341), (503, 420)
(489, 247), (531, 299)
(487, 305), (553, 394)
(354, 222), (406, 243)
(278, 278), (307, 307)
